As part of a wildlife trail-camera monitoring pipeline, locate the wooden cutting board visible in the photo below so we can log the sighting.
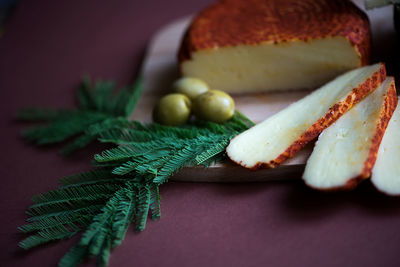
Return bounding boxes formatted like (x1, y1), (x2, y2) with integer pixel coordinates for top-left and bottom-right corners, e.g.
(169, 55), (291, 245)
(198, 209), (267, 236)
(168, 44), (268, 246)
(131, 2), (398, 182)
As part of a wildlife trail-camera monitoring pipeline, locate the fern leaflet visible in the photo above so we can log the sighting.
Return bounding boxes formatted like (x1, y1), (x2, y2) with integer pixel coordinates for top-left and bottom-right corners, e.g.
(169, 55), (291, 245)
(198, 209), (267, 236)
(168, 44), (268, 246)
(17, 76), (143, 155)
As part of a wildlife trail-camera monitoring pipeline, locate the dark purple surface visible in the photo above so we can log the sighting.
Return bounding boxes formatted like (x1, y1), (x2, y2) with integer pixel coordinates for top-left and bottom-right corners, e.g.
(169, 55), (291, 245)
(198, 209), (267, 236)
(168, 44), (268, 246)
(1, 1), (400, 266)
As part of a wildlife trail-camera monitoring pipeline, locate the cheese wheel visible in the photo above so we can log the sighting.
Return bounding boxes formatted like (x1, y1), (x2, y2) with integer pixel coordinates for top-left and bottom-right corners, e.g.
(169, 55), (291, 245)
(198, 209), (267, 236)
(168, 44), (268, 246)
(178, 0), (371, 94)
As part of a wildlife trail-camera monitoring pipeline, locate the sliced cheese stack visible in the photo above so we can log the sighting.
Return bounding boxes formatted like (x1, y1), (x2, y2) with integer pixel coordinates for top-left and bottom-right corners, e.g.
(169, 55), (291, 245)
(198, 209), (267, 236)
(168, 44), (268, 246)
(178, 0), (371, 93)
(303, 77), (397, 190)
(372, 96), (400, 195)
(226, 63), (386, 169)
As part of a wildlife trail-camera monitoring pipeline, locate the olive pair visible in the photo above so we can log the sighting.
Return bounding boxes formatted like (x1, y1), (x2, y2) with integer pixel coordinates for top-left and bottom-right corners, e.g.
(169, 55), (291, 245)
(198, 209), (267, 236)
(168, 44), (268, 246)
(153, 77), (235, 125)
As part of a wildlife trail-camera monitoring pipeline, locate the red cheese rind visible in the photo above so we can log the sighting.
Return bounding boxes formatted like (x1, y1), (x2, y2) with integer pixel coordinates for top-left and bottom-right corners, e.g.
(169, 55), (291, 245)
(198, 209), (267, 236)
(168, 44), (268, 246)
(232, 63), (386, 170)
(178, 0), (371, 65)
(355, 80), (397, 184)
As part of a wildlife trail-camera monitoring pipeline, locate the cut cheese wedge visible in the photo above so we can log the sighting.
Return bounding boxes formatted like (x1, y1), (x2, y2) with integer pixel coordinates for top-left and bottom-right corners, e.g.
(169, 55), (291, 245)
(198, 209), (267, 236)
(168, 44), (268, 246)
(179, 0), (371, 94)
(303, 77), (397, 190)
(371, 96), (400, 195)
(226, 63), (386, 169)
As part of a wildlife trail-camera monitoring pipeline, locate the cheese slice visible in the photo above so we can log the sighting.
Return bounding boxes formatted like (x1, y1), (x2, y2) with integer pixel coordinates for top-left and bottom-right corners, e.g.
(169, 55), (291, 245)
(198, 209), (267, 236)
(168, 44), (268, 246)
(371, 96), (400, 195)
(179, 0), (371, 93)
(303, 77), (397, 190)
(226, 63), (386, 169)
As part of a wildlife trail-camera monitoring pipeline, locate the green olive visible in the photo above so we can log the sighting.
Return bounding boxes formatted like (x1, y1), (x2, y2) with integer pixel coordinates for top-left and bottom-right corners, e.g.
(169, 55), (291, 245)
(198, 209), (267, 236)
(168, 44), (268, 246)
(172, 77), (210, 100)
(193, 90), (235, 123)
(153, 94), (191, 126)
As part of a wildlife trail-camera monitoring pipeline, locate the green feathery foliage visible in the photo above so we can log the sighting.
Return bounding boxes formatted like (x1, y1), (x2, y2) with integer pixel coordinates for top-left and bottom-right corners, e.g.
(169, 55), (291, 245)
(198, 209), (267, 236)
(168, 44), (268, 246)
(94, 111), (255, 185)
(58, 180), (156, 267)
(17, 76), (143, 155)
(18, 168), (127, 250)
(18, 112), (254, 267)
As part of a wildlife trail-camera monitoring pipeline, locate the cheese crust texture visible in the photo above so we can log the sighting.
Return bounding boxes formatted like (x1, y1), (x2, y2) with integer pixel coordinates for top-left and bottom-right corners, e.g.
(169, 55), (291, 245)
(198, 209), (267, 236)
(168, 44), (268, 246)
(226, 63), (386, 169)
(303, 78), (397, 191)
(371, 96), (400, 195)
(178, 0), (371, 93)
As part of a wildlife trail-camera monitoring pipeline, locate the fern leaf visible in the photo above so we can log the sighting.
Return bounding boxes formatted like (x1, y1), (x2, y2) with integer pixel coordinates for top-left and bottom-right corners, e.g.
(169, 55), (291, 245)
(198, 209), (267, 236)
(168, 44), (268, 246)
(232, 110), (256, 128)
(60, 133), (97, 156)
(25, 204), (103, 223)
(154, 145), (199, 184)
(92, 80), (114, 113)
(59, 244), (88, 267)
(94, 145), (137, 163)
(111, 161), (140, 176)
(26, 199), (107, 218)
(18, 76), (144, 155)
(95, 139), (177, 164)
(16, 108), (72, 121)
(109, 88), (130, 117)
(149, 184), (161, 220)
(111, 185), (136, 247)
(98, 129), (153, 144)
(31, 184), (120, 205)
(76, 76), (95, 110)
(20, 214), (93, 233)
(132, 156), (169, 177)
(87, 117), (131, 137)
(19, 228), (79, 250)
(125, 76), (143, 117)
(88, 222), (112, 256)
(77, 183), (130, 246)
(134, 184), (151, 231)
(195, 138), (230, 165)
(79, 210), (114, 256)
(55, 181), (139, 266)
(21, 111), (108, 145)
(110, 148), (172, 176)
(199, 153), (226, 168)
(98, 234), (112, 267)
(26, 184), (119, 220)
(60, 169), (122, 188)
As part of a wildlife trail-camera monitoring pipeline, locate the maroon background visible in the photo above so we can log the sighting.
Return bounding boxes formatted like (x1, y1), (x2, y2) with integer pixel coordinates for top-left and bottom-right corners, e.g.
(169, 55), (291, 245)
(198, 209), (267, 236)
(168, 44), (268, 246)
(1, 0), (400, 266)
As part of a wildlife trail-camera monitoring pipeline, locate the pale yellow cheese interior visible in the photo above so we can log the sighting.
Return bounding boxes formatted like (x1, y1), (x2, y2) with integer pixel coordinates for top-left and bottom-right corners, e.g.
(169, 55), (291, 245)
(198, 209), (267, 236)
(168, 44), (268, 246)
(303, 78), (394, 189)
(226, 64), (382, 169)
(181, 37), (361, 93)
(372, 96), (400, 195)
